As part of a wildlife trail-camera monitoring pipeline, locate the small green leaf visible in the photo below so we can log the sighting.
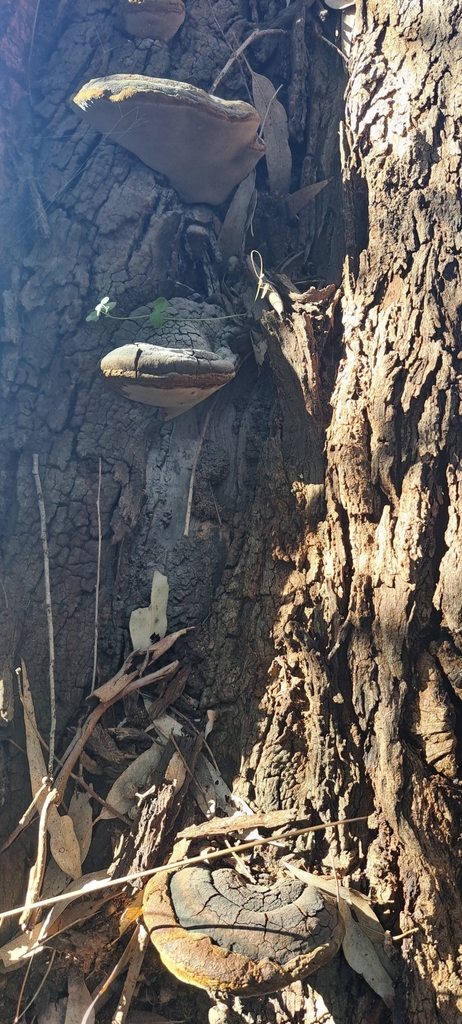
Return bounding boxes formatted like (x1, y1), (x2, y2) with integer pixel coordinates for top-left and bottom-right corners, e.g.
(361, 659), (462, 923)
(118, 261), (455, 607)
(150, 310), (165, 328)
(86, 310), (99, 322)
(105, 301), (116, 313)
(153, 297), (169, 313)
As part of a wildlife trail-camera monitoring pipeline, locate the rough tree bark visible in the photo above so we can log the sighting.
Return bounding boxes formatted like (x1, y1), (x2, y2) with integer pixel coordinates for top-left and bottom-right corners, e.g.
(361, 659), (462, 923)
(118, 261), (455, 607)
(0, 1), (461, 1023)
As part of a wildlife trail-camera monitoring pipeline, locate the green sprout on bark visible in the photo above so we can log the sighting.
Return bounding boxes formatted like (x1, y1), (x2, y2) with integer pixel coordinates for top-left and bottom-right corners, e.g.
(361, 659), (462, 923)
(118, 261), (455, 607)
(85, 251), (279, 330)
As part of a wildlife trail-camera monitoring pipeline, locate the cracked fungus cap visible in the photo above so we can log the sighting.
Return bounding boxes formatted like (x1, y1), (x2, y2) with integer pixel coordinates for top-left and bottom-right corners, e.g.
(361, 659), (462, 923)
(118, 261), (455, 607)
(143, 866), (344, 996)
(116, 0), (186, 41)
(71, 75), (266, 205)
(100, 343), (240, 419)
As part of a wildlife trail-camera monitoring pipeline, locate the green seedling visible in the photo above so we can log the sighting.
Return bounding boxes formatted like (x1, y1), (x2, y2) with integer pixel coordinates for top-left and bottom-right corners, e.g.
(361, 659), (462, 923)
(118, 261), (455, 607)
(85, 251), (277, 330)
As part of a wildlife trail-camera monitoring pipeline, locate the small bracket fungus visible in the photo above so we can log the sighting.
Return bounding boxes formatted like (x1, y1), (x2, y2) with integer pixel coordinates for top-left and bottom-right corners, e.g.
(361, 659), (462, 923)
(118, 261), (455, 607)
(99, 297), (242, 419)
(143, 864), (344, 996)
(71, 75), (266, 205)
(116, 0), (185, 41)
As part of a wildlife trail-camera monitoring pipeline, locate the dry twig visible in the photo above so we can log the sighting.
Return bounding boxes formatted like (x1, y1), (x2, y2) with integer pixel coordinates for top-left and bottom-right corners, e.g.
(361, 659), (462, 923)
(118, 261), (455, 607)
(32, 454), (56, 775)
(209, 29), (286, 95)
(0, 816), (368, 924)
(91, 456), (102, 693)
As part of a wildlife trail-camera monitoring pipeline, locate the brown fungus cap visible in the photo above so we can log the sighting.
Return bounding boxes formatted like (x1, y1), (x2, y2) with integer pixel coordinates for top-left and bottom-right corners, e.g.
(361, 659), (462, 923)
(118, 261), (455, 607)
(116, 0), (185, 41)
(71, 75), (266, 205)
(100, 343), (240, 419)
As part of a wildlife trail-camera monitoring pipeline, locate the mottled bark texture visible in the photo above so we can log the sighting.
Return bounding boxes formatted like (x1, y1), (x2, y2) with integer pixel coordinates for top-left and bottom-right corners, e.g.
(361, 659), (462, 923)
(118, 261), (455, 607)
(0, 0), (461, 1022)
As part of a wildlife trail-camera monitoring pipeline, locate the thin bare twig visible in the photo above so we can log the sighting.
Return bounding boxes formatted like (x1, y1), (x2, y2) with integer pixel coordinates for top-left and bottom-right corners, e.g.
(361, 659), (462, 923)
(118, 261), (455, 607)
(14, 950), (56, 1023)
(0, 816), (369, 924)
(32, 454), (56, 776)
(14, 953), (33, 1023)
(209, 29), (286, 95)
(184, 401), (217, 537)
(91, 457), (102, 693)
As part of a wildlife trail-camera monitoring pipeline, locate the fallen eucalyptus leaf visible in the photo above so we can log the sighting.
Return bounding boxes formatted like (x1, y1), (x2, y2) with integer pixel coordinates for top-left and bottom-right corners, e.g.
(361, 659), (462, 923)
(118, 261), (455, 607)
(38, 998), (67, 1024)
(100, 741), (164, 820)
(130, 571), (169, 651)
(48, 813), (82, 880)
(38, 869), (112, 941)
(339, 898), (394, 1007)
(251, 70), (292, 195)
(285, 179), (330, 219)
(64, 966), (94, 1024)
(20, 660), (82, 878)
(68, 789), (93, 863)
(0, 920), (45, 972)
(217, 170), (256, 263)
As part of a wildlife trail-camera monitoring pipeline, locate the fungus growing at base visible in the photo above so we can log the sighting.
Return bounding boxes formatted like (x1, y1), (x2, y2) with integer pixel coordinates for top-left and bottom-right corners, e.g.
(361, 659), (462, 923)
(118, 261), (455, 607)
(116, 0), (185, 41)
(143, 864), (344, 996)
(71, 75), (266, 205)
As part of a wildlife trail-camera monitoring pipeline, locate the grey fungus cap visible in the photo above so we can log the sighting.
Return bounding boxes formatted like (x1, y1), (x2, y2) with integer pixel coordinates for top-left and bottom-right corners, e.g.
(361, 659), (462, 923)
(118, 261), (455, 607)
(71, 75), (266, 205)
(100, 343), (240, 419)
(116, 0), (186, 41)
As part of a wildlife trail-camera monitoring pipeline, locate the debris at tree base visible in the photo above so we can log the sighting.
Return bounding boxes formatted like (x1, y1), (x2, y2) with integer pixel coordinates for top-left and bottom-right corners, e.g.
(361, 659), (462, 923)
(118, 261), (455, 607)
(1, 625), (395, 1019)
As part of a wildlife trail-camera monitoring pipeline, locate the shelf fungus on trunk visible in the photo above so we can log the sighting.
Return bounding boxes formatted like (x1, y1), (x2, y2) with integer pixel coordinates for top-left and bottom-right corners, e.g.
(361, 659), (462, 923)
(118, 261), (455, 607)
(71, 75), (266, 205)
(143, 864), (344, 996)
(99, 298), (242, 419)
(116, 0), (186, 41)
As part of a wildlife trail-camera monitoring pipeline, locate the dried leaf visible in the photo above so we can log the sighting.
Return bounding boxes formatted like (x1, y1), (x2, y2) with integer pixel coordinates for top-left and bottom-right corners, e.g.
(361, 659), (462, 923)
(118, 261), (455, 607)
(339, 899), (394, 1007)
(69, 789), (93, 863)
(38, 998), (67, 1024)
(217, 170), (256, 263)
(119, 891), (144, 937)
(0, 921), (45, 972)
(64, 966), (94, 1024)
(48, 813), (82, 880)
(285, 179), (330, 219)
(20, 660), (82, 878)
(129, 571), (169, 651)
(100, 741), (164, 820)
(20, 658), (48, 799)
(251, 71), (292, 194)
(39, 870), (111, 939)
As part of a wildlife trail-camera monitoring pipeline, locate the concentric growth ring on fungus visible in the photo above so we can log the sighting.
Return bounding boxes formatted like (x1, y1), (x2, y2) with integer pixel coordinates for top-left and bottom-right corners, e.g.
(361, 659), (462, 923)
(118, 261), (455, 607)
(143, 865), (345, 996)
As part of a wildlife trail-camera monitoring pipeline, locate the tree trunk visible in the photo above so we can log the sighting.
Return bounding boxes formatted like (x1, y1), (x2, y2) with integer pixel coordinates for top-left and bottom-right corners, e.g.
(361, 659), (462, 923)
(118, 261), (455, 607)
(1, 1), (461, 1022)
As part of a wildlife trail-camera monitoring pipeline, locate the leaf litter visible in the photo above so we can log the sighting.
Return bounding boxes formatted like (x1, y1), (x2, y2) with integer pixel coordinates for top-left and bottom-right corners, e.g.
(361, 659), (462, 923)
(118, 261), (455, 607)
(3, 634), (397, 1019)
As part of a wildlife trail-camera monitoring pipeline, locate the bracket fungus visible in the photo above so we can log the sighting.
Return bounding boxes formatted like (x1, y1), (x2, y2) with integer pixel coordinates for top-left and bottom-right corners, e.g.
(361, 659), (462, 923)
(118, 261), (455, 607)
(99, 298), (241, 419)
(143, 865), (344, 996)
(116, 0), (186, 41)
(71, 75), (266, 205)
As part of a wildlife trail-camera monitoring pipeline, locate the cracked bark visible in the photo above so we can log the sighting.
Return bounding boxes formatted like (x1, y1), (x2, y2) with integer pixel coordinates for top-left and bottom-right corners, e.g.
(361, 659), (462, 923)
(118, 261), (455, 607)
(0, 1), (461, 1022)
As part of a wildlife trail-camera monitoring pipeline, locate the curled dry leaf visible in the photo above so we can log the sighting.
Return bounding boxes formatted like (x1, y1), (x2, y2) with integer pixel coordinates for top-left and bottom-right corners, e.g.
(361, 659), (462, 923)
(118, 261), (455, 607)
(250, 70), (292, 195)
(100, 741), (164, 820)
